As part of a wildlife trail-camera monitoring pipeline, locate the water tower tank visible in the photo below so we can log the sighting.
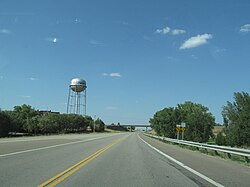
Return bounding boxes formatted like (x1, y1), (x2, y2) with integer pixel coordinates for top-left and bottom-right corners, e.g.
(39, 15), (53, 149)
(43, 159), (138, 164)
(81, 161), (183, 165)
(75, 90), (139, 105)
(70, 78), (86, 92)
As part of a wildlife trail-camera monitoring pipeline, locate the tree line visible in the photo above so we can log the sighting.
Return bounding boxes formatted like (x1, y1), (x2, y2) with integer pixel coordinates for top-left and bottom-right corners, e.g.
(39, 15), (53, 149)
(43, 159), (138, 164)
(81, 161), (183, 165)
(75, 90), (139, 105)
(150, 101), (215, 143)
(150, 92), (250, 147)
(219, 92), (250, 147)
(0, 104), (105, 137)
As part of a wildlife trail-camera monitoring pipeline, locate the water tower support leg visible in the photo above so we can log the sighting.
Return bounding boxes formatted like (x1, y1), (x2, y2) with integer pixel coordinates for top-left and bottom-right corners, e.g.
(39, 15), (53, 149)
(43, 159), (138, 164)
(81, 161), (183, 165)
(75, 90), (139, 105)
(67, 88), (71, 113)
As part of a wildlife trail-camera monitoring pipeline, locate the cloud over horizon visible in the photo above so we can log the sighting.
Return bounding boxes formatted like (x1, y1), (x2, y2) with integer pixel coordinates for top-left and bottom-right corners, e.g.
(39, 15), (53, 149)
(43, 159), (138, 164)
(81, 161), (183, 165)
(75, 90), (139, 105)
(179, 33), (213, 50)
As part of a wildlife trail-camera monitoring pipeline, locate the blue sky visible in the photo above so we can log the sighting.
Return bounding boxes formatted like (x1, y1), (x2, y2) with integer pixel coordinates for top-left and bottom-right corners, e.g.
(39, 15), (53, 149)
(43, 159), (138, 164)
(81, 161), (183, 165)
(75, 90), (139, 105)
(0, 0), (250, 125)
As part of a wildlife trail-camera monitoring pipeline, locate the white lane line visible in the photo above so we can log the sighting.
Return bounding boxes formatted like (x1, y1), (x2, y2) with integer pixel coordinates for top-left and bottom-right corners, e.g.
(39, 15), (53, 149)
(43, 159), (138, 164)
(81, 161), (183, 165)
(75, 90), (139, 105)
(0, 134), (120, 158)
(138, 134), (224, 187)
(0, 137), (68, 143)
(0, 133), (121, 143)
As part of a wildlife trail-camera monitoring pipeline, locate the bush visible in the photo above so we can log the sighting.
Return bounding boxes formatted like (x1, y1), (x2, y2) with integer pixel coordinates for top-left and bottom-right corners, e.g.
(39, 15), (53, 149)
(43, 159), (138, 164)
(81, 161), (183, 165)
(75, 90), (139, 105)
(215, 132), (227, 146)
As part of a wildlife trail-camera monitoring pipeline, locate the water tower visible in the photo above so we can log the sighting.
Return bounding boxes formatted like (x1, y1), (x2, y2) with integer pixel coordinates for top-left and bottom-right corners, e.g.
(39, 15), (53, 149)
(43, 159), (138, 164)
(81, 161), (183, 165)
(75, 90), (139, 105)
(67, 78), (87, 116)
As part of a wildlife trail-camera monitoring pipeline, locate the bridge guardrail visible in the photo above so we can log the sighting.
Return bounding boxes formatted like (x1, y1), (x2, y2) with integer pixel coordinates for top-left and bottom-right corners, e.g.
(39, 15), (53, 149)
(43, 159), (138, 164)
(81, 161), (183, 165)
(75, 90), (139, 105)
(145, 134), (250, 162)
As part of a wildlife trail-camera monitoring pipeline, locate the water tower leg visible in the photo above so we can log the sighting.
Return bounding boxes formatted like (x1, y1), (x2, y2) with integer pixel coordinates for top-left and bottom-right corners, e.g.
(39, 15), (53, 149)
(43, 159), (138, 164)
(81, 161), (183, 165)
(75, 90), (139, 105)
(84, 90), (87, 116)
(75, 93), (77, 114)
(67, 87), (71, 114)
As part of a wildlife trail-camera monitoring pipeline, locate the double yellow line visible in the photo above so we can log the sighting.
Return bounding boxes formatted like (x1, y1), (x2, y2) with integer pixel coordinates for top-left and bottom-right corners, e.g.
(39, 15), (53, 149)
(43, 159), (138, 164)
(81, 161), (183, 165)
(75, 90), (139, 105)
(38, 135), (128, 187)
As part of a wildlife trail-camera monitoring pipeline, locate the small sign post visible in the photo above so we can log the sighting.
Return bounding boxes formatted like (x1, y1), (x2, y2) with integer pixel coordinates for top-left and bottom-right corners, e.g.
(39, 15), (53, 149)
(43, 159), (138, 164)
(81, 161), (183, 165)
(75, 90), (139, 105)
(176, 125), (181, 139)
(181, 122), (186, 140)
(176, 122), (186, 140)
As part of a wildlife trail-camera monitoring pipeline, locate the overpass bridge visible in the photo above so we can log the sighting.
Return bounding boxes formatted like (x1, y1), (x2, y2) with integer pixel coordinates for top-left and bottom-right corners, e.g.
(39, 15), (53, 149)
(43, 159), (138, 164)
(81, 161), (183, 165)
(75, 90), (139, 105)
(119, 124), (151, 132)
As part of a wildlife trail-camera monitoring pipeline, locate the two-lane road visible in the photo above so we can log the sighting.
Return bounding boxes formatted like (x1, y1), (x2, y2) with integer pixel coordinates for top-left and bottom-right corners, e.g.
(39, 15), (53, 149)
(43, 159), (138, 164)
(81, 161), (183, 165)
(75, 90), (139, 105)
(0, 133), (249, 186)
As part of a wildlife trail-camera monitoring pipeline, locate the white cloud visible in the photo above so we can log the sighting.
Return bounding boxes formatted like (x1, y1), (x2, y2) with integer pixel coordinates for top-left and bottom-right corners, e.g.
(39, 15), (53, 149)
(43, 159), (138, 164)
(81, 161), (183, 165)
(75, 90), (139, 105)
(102, 73), (108, 76)
(179, 33), (213, 50)
(155, 27), (171, 34)
(215, 48), (226, 53)
(166, 56), (178, 62)
(190, 54), (198, 59)
(110, 73), (121, 77)
(171, 29), (186, 35)
(0, 29), (11, 34)
(143, 35), (154, 42)
(20, 95), (31, 98)
(105, 106), (117, 110)
(46, 37), (58, 43)
(102, 72), (122, 77)
(29, 77), (38, 81)
(155, 26), (186, 36)
(89, 40), (104, 46)
(74, 18), (81, 24)
(240, 24), (250, 33)
(115, 21), (129, 26)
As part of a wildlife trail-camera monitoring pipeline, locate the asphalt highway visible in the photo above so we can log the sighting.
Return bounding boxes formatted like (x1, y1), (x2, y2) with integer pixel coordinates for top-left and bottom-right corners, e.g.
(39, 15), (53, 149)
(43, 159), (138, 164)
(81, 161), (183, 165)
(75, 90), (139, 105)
(0, 132), (249, 187)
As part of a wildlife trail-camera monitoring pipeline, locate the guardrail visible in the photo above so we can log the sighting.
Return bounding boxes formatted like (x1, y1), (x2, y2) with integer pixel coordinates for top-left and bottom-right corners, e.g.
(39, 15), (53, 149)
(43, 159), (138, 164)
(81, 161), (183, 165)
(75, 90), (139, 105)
(145, 134), (250, 162)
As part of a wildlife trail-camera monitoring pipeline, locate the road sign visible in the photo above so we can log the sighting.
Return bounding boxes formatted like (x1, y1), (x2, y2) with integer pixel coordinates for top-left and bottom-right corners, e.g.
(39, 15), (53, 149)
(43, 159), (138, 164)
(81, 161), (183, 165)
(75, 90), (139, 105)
(176, 122), (186, 140)
(181, 122), (186, 128)
(176, 127), (185, 131)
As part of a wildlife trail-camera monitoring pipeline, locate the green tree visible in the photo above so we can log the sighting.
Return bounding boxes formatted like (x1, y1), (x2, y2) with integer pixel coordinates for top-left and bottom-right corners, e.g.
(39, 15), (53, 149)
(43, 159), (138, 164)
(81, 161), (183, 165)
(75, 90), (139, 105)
(215, 132), (226, 146)
(66, 114), (86, 132)
(2, 104), (106, 135)
(150, 101), (215, 142)
(94, 118), (105, 132)
(222, 92), (250, 146)
(0, 111), (12, 137)
(38, 113), (60, 134)
(150, 107), (178, 138)
(57, 114), (70, 133)
(176, 102), (215, 142)
(5, 111), (23, 132)
(85, 116), (94, 131)
(12, 104), (39, 132)
(25, 115), (41, 134)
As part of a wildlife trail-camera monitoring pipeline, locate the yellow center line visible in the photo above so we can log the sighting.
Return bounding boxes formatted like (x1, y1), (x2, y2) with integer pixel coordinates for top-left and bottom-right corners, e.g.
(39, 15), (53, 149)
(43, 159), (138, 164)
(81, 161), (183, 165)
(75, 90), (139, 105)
(38, 134), (130, 187)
